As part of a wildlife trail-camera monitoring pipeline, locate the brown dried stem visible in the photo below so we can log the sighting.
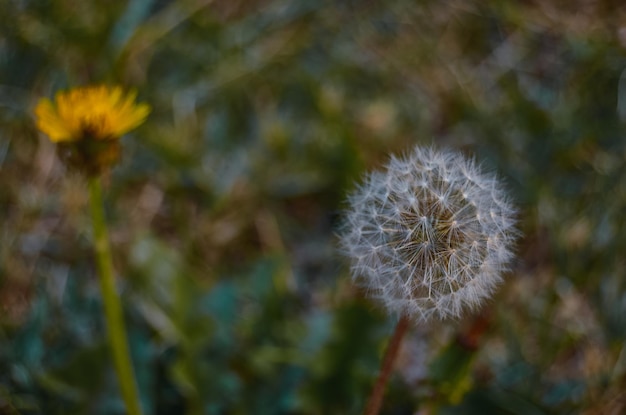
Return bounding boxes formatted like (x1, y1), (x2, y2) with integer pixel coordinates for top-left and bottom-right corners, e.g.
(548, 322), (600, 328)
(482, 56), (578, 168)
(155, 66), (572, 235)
(364, 314), (410, 415)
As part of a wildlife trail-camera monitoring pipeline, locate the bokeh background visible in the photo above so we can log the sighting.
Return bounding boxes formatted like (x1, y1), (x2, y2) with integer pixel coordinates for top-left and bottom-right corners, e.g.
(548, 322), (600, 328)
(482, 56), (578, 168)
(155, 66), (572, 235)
(2, 1), (626, 414)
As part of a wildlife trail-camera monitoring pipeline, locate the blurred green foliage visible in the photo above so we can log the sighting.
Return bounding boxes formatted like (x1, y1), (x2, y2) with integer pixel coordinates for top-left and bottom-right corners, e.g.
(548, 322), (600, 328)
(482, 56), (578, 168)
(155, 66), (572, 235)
(2, 0), (626, 414)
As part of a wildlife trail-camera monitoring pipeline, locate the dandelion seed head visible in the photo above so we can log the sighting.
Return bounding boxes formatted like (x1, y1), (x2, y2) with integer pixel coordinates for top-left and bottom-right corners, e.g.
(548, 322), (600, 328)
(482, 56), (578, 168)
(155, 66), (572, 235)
(340, 146), (517, 322)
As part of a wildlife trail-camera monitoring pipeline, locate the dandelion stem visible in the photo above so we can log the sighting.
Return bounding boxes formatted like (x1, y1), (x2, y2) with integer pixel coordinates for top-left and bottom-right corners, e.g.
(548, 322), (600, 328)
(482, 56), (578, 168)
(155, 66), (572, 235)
(89, 176), (143, 415)
(364, 314), (410, 415)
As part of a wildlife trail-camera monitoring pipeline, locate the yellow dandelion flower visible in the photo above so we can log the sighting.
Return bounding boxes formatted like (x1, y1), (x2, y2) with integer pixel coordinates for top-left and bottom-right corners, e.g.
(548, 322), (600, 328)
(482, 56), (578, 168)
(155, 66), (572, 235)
(35, 85), (150, 142)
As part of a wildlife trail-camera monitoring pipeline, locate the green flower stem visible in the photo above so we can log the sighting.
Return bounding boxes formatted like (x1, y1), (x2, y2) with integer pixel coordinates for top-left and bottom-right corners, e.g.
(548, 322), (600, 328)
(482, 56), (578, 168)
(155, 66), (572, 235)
(364, 314), (410, 415)
(88, 176), (142, 415)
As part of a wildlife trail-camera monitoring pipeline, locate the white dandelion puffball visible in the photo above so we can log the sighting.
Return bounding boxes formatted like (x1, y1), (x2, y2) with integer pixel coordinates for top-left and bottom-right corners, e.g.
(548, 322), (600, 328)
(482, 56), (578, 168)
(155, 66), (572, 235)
(340, 146), (517, 322)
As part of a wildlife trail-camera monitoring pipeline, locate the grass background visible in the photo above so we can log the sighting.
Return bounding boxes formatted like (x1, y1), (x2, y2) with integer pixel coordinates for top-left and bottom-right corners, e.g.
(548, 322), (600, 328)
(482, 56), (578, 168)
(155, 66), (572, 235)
(1, 0), (626, 414)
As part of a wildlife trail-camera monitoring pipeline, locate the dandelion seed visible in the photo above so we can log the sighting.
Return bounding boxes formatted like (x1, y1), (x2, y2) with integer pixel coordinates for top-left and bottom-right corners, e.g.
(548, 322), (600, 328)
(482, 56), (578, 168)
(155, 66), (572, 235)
(340, 146), (517, 323)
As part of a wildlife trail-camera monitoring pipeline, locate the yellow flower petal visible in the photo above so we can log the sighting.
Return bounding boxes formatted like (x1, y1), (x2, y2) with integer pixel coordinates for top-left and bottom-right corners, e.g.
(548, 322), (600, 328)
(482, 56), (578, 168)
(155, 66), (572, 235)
(34, 85), (151, 142)
(35, 98), (73, 142)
